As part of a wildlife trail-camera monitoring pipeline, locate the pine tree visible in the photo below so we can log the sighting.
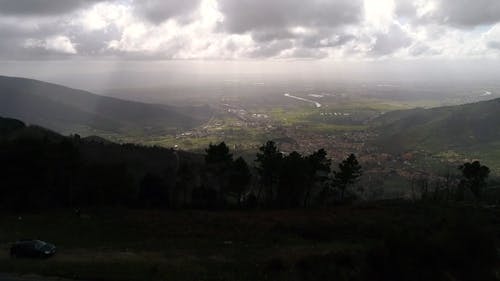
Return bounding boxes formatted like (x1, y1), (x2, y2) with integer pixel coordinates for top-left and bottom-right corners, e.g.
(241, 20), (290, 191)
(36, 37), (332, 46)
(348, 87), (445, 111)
(333, 154), (362, 201)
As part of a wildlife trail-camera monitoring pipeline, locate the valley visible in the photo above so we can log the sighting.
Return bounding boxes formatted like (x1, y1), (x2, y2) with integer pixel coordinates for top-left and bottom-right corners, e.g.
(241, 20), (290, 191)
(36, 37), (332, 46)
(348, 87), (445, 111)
(1, 75), (499, 199)
(109, 86), (500, 197)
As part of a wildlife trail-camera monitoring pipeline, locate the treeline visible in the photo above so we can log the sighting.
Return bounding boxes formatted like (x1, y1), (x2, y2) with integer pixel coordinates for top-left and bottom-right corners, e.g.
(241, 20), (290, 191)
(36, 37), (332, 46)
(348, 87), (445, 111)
(188, 141), (362, 209)
(0, 117), (364, 210)
(409, 161), (492, 203)
(0, 116), (494, 210)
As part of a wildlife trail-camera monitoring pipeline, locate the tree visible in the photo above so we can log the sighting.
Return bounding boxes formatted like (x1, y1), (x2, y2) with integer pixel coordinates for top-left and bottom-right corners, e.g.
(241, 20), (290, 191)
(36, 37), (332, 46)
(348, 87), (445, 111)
(277, 151), (309, 208)
(304, 149), (331, 207)
(333, 154), (362, 201)
(255, 141), (283, 205)
(176, 163), (197, 207)
(139, 173), (169, 208)
(204, 142), (233, 201)
(459, 161), (490, 200)
(229, 157), (252, 206)
(205, 142), (233, 166)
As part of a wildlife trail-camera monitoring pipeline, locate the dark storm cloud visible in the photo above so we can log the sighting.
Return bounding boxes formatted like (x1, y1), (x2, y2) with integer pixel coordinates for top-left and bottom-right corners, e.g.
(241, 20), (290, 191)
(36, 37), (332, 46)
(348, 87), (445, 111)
(132, 0), (202, 24)
(217, 0), (363, 35)
(0, 0), (105, 16)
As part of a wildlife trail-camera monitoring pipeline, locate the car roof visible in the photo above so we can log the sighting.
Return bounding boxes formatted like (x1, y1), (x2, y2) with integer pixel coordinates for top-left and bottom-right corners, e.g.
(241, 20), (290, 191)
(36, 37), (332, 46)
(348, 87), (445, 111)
(15, 239), (45, 244)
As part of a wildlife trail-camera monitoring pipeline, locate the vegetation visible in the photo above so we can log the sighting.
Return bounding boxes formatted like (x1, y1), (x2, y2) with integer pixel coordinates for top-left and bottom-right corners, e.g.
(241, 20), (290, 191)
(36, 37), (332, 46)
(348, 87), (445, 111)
(332, 154), (363, 201)
(1, 115), (498, 211)
(459, 161), (490, 200)
(373, 98), (500, 153)
(1, 115), (500, 280)
(0, 204), (498, 281)
(0, 117), (359, 210)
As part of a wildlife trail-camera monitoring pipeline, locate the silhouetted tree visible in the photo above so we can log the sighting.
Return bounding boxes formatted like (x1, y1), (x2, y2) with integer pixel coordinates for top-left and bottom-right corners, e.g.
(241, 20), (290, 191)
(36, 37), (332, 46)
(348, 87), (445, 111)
(0, 117), (25, 135)
(304, 149), (331, 207)
(255, 141), (283, 205)
(277, 151), (309, 208)
(204, 142), (233, 202)
(333, 154), (362, 201)
(75, 163), (135, 207)
(205, 142), (233, 166)
(459, 161), (490, 200)
(139, 173), (169, 208)
(176, 163), (197, 207)
(229, 157), (252, 207)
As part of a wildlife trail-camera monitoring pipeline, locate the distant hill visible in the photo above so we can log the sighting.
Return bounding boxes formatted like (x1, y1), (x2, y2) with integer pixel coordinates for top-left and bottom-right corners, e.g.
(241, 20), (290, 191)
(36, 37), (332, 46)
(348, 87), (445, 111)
(0, 76), (212, 136)
(373, 98), (500, 153)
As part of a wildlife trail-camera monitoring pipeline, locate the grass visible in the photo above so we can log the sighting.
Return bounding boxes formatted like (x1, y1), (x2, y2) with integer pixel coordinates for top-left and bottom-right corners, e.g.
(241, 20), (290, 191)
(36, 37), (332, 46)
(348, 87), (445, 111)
(0, 203), (499, 281)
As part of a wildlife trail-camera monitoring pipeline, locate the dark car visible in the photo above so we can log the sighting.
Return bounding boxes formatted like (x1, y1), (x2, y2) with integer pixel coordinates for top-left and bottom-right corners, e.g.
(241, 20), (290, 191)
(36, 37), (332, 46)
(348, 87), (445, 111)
(10, 240), (56, 258)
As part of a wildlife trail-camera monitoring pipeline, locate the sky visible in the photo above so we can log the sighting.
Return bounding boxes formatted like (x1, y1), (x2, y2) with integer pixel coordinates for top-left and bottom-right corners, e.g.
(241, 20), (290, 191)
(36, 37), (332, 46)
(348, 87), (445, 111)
(0, 0), (500, 89)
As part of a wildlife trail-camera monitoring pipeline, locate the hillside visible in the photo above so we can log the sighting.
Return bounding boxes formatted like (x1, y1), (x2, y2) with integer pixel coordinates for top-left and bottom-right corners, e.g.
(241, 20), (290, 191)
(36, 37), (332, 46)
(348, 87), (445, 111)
(0, 115), (205, 209)
(0, 76), (212, 136)
(373, 98), (500, 153)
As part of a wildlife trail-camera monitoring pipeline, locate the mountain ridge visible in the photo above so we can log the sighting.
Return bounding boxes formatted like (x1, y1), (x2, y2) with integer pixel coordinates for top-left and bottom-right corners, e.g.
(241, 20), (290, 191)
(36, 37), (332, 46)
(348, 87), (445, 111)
(0, 75), (212, 136)
(372, 97), (500, 153)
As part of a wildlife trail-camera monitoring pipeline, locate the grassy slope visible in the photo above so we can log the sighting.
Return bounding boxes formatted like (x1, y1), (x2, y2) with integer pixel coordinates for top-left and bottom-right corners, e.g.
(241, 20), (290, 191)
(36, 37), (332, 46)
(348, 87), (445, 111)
(0, 204), (497, 281)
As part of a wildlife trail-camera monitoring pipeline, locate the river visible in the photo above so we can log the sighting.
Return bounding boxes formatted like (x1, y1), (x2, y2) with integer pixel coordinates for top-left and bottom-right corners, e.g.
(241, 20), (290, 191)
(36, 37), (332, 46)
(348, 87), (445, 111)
(284, 93), (322, 108)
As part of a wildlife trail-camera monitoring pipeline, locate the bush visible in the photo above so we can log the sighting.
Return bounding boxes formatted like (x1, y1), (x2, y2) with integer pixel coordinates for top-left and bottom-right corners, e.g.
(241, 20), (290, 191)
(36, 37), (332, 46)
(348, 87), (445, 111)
(364, 211), (497, 281)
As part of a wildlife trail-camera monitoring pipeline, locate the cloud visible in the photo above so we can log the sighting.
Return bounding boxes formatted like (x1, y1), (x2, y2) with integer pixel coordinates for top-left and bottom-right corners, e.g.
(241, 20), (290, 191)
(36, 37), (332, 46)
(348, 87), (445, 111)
(214, 0), (363, 59)
(0, 0), (105, 16)
(432, 0), (500, 27)
(132, 0), (202, 24)
(408, 43), (441, 56)
(396, 0), (500, 28)
(487, 41), (500, 50)
(217, 0), (363, 36)
(369, 24), (413, 56)
(484, 24), (500, 51)
(0, 0), (498, 61)
(24, 35), (77, 54)
(248, 39), (293, 58)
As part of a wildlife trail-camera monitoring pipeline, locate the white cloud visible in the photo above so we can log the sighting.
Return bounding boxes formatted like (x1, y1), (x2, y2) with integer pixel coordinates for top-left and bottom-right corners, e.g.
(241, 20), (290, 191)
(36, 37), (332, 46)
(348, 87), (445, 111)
(0, 0), (500, 60)
(24, 35), (77, 54)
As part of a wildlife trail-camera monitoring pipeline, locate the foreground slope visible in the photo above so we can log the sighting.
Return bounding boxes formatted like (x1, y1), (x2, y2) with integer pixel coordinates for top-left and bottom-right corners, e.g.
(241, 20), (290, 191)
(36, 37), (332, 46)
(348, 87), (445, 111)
(0, 76), (211, 136)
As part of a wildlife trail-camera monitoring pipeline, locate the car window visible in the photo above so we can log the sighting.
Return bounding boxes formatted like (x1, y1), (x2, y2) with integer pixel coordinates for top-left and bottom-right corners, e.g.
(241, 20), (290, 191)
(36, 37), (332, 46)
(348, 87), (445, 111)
(33, 240), (47, 250)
